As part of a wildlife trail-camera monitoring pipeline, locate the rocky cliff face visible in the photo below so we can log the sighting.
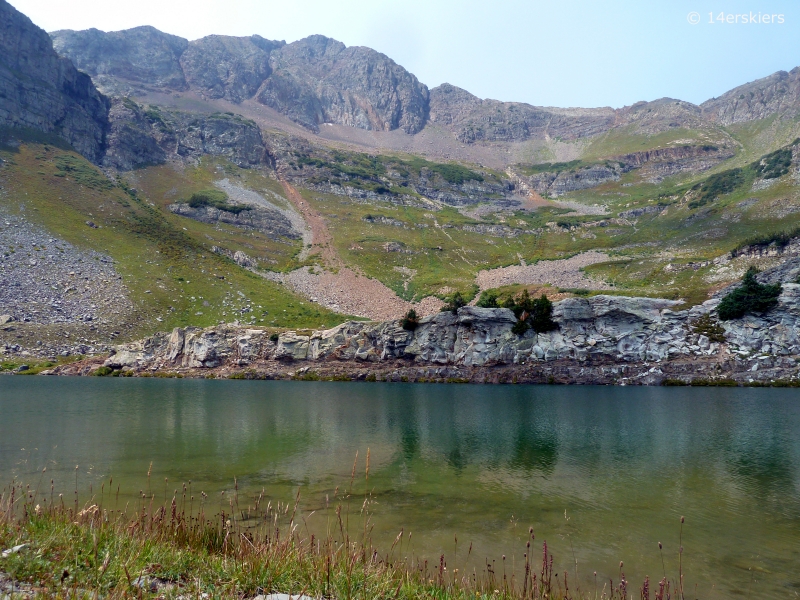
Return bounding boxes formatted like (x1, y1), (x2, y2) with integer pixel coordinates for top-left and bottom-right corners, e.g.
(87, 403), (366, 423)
(0, 0), (109, 162)
(614, 98), (709, 134)
(102, 100), (273, 170)
(100, 270), (800, 385)
(429, 83), (616, 143)
(510, 164), (624, 198)
(428, 87), (737, 146)
(50, 26), (188, 95)
(168, 202), (299, 241)
(47, 18), (800, 153)
(51, 28), (429, 136)
(180, 35), (284, 102)
(702, 68), (800, 125)
(257, 35), (429, 134)
(509, 144), (735, 197)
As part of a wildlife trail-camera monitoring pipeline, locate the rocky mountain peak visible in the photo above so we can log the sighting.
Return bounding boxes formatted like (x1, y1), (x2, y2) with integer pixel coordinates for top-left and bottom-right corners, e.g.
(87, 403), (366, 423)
(257, 35), (429, 134)
(701, 67), (800, 125)
(180, 34), (284, 102)
(50, 25), (189, 94)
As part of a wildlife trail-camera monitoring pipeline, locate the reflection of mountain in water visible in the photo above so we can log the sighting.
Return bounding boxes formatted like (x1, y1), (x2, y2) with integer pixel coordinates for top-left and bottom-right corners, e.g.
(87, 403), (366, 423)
(3, 379), (800, 599)
(509, 427), (558, 476)
(1, 380), (800, 512)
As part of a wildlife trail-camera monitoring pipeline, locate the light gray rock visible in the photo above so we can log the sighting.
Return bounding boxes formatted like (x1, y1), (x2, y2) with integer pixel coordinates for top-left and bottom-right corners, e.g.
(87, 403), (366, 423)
(106, 280), (800, 374)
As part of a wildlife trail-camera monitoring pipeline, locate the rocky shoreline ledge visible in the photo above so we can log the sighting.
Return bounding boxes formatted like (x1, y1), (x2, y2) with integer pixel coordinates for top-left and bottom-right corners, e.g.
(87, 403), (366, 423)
(45, 285), (800, 386)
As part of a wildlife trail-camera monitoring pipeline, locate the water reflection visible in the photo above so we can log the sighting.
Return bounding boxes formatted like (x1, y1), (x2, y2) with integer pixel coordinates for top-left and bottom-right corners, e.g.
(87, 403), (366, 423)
(1, 378), (799, 597)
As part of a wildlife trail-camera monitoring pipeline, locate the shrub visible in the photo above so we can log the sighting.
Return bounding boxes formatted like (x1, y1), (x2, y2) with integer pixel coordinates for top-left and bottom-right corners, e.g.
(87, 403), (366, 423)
(440, 291), (466, 314)
(717, 267), (782, 321)
(506, 290), (558, 335)
(54, 156), (114, 191)
(401, 309), (420, 331)
(691, 314), (726, 343)
(530, 294), (558, 333)
(187, 190), (250, 215)
(756, 147), (793, 179)
(511, 320), (530, 335)
(428, 163), (483, 184)
(662, 379), (688, 386)
(689, 167), (747, 208)
(91, 366), (113, 377)
(476, 290), (499, 308)
(690, 378), (738, 387)
(730, 227), (800, 257)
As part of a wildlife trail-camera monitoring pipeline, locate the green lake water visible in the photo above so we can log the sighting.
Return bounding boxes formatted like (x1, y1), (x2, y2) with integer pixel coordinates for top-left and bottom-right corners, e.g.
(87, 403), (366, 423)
(1, 377), (799, 597)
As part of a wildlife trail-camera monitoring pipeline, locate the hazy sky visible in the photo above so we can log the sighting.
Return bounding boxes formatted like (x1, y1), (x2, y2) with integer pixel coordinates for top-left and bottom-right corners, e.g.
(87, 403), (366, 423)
(9, 0), (800, 109)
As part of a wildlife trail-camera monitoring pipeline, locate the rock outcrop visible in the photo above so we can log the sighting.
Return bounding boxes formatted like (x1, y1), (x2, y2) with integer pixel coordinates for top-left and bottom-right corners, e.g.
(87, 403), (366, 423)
(702, 67), (800, 125)
(428, 83), (616, 143)
(99, 275), (800, 385)
(103, 102), (273, 170)
(180, 35), (284, 102)
(256, 35), (429, 134)
(50, 26), (189, 95)
(51, 28), (429, 136)
(168, 202), (300, 241)
(0, 0), (109, 162)
(45, 16), (800, 164)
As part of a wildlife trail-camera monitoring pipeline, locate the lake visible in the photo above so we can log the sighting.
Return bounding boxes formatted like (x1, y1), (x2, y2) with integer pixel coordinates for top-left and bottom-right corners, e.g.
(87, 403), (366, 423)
(1, 377), (798, 597)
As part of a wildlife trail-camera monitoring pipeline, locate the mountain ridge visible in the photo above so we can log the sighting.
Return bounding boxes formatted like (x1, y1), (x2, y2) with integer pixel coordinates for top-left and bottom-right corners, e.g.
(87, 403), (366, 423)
(48, 23), (800, 153)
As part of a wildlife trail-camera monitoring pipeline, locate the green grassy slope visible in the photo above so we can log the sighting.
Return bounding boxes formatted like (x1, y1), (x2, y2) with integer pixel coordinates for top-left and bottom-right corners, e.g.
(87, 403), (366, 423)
(0, 135), (346, 340)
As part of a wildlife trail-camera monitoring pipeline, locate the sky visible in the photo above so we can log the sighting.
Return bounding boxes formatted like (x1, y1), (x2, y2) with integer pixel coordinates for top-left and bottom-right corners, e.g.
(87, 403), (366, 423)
(9, 0), (800, 109)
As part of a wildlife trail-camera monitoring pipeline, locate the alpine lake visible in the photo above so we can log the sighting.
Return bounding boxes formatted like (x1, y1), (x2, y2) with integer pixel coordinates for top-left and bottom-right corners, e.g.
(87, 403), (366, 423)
(1, 377), (798, 598)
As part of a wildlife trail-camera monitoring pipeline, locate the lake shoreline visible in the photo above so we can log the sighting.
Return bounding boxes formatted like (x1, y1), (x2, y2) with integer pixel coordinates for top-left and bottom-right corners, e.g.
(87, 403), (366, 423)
(34, 350), (797, 386)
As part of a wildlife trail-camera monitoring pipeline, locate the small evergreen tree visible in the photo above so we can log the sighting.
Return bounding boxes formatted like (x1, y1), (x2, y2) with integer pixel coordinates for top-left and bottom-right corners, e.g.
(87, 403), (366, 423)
(506, 290), (558, 335)
(717, 267), (782, 321)
(401, 309), (419, 331)
(476, 290), (499, 308)
(530, 294), (558, 333)
(440, 291), (466, 314)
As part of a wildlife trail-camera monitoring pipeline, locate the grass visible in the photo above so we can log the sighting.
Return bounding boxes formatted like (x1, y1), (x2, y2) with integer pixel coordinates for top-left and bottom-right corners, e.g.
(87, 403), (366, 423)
(581, 127), (729, 161)
(0, 142), (347, 340)
(0, 475), (687, 600)
(0, 356), (83, 374)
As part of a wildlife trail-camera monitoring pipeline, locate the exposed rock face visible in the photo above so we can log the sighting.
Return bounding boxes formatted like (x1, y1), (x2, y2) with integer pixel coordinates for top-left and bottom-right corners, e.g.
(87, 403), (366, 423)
(0, 0), (109, 162)
(509, 144), (735, 196)
(168, 203), (300, 241)
(181, 35), (284, 102)
(101, 98), (166, 170)
(104, 103), (272, 170)
(46, 16), (800, 153)
(614, 98), (709, 134)
(51, 27), (429, 136)
(429, 83), (615, 143)
(510, 164), (623, 198)
(50, 26), (188, 95)
(257, 35), (429, 134)
(702, 68), (800, 125)
(171, 112), (269, 167)
(614, 144), (734, 179)
(102, 273), (800, 385)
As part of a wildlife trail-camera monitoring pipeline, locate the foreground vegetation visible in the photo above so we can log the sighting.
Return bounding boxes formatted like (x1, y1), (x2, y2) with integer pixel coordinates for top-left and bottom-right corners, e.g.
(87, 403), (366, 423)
(0, 478), (688, 600)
